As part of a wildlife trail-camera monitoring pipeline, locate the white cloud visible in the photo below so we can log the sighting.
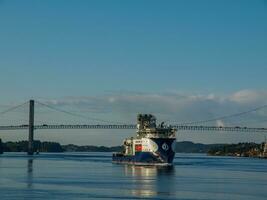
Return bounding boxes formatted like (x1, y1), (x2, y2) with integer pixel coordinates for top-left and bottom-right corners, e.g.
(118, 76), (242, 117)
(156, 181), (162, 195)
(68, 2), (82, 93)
(229, 89), (267, 105)
(37, 89), (267, 127)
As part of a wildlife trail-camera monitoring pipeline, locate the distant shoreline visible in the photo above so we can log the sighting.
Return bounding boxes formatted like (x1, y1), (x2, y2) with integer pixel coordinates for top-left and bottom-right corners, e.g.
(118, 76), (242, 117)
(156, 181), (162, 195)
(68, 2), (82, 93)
(1, 140), (266, 158)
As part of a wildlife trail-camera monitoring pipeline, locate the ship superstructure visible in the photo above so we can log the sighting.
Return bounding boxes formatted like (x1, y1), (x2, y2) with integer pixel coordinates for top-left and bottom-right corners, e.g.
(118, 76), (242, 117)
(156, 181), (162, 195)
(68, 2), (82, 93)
(112, 114), (177, 165)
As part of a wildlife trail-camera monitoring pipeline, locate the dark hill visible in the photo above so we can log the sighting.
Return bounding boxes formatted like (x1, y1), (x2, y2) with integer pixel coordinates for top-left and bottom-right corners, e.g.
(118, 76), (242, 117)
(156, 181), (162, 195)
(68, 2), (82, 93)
(175, 141), (223, 153)
(1, 140), (259, 155)
(0, 139), (3, 154)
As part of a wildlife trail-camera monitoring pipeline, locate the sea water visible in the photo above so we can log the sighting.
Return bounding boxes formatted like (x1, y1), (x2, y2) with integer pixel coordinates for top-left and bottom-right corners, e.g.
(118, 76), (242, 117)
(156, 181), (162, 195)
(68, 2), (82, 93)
(0, 153), (266, 200)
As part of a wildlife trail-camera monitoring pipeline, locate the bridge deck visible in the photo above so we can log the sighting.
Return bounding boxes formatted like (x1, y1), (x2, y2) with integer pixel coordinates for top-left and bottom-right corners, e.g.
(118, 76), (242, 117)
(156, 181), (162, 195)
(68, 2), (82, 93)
(0, 125), (267, 132)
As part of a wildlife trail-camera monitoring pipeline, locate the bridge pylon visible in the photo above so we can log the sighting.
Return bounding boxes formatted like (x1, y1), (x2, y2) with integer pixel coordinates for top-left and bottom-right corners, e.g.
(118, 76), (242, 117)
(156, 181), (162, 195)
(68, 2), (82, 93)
(28, 100), (34, 155)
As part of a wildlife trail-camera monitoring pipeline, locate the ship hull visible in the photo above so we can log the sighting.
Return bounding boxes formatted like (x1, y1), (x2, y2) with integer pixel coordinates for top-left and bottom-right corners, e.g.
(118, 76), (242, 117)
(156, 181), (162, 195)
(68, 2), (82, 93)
(112, 138), (176, 165)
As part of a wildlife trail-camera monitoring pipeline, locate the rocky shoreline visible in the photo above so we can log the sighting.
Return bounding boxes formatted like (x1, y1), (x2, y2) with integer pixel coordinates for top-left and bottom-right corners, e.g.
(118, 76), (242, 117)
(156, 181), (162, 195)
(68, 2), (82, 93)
(207, 142), (267, 159)
(0, 139), (266, 158)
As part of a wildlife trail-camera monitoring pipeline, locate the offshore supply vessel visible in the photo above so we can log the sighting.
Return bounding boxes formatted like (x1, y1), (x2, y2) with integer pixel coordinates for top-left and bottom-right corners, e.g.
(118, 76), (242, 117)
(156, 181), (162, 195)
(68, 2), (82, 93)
(112, 114), (177, 165)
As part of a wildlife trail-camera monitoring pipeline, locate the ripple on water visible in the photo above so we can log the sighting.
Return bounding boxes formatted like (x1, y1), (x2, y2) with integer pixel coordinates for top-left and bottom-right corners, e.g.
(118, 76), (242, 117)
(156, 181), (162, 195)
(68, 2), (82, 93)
(0, 153), (266, 200)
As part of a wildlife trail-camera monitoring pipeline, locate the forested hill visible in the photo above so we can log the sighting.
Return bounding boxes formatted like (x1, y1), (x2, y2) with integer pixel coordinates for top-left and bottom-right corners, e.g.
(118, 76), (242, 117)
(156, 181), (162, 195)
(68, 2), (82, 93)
(1, 140), (64, 152)
(0, 140), (222, 153)
(0, 140), (264, 156)
(174, 141), (223, 153)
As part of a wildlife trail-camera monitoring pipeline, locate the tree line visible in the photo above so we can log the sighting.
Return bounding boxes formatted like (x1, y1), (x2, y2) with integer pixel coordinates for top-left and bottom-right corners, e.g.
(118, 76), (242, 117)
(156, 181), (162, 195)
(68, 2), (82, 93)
(0, 139), (265, 156)
(0, 140), (63, 153)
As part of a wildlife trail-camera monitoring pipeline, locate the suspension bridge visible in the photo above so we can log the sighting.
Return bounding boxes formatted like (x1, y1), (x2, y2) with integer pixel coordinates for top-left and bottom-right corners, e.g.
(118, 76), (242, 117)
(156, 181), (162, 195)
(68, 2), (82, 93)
(0, 100), (267, 155)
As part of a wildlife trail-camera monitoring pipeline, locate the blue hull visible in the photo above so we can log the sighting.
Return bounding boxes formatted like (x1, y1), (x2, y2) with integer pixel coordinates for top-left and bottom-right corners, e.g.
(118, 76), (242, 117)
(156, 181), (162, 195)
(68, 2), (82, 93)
(112, 138), (175, 165)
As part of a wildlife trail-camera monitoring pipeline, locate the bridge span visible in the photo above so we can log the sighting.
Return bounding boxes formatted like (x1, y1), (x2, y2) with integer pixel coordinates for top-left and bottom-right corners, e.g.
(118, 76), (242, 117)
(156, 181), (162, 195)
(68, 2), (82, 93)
(0, 124), (267, 133)
(1, 100), (267, 155)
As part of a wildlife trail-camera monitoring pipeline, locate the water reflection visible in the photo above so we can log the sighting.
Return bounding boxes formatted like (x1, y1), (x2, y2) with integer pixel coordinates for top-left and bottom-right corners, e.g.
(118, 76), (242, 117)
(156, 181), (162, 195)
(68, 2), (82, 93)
(27, 158), (33, 188)
(124, 165), (175, 198)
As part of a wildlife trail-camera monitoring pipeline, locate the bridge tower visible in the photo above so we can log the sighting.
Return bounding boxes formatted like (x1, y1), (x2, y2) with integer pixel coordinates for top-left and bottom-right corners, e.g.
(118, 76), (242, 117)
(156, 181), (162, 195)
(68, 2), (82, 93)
(28, 100), (34, 155)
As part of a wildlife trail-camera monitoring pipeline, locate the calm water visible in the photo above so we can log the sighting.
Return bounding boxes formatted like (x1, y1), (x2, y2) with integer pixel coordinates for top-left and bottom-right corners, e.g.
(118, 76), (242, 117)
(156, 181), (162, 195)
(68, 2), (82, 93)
(0, 153), (266, 200)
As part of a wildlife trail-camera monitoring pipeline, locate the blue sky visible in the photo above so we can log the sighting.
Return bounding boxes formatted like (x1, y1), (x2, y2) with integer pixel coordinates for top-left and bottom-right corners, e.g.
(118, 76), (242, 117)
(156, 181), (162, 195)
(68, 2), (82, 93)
(0, 0), (267, 145)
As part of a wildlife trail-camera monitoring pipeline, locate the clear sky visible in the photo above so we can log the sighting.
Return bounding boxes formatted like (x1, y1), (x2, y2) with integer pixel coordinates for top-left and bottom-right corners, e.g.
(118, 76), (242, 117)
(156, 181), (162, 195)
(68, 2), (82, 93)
(0, 0), (267, 145)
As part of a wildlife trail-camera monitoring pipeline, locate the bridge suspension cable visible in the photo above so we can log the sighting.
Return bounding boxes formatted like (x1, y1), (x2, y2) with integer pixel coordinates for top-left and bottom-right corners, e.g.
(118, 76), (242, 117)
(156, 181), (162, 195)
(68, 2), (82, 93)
(176, 104), (267, 126)
(0, 100), (267, 133)
(0, 101), (28, 116)
(35, 100), (125, 124)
